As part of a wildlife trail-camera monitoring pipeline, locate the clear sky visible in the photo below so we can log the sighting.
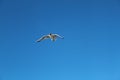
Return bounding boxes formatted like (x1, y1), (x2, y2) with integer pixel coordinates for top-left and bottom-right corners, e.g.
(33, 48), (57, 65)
(0, 0), (120, 80)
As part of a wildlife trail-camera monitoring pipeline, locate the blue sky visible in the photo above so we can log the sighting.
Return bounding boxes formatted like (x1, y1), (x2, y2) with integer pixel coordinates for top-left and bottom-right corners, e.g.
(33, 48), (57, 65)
(0, 0), (120, 80)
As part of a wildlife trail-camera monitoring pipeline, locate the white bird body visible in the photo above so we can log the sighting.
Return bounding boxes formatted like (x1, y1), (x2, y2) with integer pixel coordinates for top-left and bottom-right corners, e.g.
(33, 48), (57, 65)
(36, 33), (63, 42)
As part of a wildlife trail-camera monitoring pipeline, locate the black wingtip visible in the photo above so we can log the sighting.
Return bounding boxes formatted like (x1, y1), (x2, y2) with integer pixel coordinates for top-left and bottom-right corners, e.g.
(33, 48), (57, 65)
(36, 40), (40, 42)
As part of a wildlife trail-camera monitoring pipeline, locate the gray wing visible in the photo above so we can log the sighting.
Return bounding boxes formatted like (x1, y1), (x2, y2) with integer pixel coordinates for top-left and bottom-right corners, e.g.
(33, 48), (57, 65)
(36, 35), (50, 42)
(54, 34), (64, 39)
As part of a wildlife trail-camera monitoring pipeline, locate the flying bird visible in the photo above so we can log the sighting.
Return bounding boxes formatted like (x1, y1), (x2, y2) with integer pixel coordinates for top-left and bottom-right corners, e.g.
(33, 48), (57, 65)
(36, 33), (64, 42)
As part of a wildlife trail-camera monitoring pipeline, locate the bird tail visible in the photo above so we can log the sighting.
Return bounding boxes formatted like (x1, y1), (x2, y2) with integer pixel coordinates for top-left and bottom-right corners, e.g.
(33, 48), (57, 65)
(52, 38), (56, 42)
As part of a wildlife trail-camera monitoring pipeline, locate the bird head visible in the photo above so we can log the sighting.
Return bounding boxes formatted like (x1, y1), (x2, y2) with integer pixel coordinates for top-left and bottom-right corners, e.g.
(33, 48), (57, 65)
(49, 33), (52, 35)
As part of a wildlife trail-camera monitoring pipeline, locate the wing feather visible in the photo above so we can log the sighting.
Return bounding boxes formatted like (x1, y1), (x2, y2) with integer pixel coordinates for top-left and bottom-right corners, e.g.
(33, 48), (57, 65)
(36, 35), (50, 42)
(54, 34), (64, 39)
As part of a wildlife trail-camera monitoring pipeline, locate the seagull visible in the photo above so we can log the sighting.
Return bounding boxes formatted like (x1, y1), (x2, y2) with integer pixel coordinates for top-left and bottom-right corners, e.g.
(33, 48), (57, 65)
(36, 33), (64, 42)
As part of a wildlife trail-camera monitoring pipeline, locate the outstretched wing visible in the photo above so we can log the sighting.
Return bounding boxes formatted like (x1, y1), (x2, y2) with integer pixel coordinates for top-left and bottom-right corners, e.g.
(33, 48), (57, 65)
(54, 34), (64, 39)
(36, 35), (50, 42)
